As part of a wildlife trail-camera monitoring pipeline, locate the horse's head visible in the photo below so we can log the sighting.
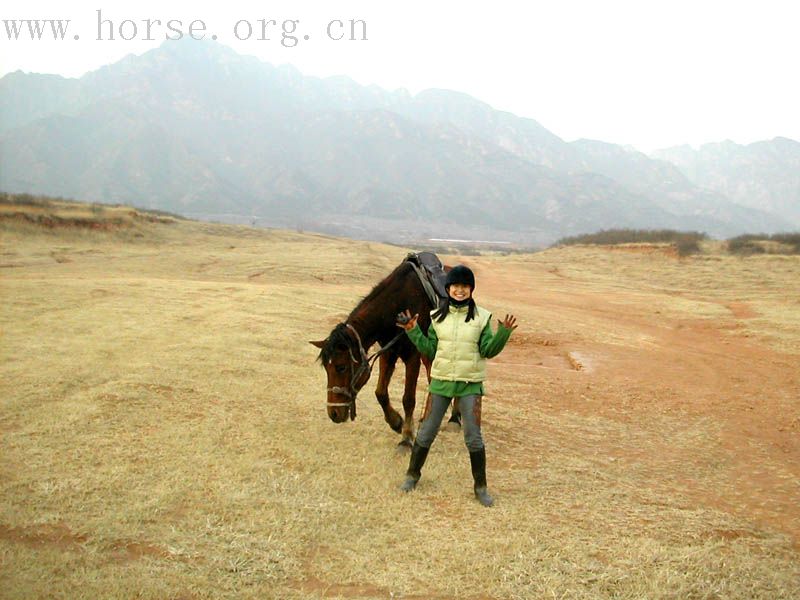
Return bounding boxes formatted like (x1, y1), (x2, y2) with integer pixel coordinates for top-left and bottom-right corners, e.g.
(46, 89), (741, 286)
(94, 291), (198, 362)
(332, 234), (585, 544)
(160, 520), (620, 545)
(310, 323), (371, 423)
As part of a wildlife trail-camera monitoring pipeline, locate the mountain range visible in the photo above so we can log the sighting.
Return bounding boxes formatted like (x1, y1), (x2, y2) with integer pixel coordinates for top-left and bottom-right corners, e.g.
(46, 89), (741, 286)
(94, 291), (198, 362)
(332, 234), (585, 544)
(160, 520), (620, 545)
(1, 38), (797, 245)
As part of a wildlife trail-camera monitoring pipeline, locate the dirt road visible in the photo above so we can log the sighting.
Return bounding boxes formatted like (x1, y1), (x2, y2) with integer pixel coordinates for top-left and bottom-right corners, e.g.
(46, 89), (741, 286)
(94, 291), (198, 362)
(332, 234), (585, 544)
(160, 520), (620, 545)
(469, 250), (800, 546)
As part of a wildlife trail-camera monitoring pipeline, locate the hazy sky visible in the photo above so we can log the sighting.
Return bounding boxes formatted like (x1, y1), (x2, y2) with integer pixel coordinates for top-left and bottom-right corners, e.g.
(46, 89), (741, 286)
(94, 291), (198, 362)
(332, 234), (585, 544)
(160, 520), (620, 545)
(2, 0), (798, 152)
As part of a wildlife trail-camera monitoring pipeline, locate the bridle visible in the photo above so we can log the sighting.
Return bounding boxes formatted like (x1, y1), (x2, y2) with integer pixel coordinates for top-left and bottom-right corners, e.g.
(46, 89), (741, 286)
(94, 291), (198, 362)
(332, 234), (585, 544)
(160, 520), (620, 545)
(326, 323), (405, 420)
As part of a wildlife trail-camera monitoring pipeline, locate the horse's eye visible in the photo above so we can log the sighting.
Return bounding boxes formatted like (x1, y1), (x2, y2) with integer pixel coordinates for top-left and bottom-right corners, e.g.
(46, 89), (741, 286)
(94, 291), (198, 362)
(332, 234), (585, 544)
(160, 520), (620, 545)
(335, 365), (347, 374)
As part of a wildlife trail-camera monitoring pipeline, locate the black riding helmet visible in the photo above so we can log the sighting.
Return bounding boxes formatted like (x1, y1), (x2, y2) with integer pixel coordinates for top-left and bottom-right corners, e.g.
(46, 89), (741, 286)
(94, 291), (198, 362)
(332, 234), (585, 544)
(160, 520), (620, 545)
(445, 265), (475, 290)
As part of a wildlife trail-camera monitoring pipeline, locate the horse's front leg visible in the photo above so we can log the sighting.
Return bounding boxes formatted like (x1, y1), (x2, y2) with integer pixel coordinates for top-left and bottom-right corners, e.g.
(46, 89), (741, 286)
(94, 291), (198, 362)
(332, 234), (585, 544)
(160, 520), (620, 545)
(399, 352), (422, 449)
(375, 353), (403, 434)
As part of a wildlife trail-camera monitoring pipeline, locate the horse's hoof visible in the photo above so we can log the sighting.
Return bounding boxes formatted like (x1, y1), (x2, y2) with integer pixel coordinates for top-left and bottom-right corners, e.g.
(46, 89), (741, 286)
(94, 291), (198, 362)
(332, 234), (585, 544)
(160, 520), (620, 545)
(443, 421), (461, 432)
(474, 486), (494, 507)
(400, 475), (418, 492)
(396, 440), (413, 453)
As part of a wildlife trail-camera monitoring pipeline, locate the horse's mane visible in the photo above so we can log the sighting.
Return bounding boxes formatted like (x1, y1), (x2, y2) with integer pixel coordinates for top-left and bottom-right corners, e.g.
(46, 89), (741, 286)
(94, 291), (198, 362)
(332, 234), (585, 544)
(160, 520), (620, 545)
(349, 260), (413, 317)
(317, 260), (414, 363)
(317, 322), (356, 364)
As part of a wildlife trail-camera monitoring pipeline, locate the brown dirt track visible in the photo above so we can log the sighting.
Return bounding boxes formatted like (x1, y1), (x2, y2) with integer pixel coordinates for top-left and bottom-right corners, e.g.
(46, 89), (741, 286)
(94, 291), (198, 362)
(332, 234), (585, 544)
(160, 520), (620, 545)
(472, 253), (800, 546)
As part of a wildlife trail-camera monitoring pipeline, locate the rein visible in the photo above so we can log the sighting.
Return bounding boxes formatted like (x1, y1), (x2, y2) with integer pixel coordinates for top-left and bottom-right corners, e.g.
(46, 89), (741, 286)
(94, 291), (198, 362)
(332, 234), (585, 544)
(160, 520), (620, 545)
(326, 323), (406, 420)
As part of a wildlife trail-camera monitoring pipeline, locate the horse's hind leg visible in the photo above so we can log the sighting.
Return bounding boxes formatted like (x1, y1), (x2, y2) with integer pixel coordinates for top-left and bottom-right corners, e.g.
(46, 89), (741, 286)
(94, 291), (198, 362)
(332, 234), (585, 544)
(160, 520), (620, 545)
(399, 353), (422, 449)
(375, 353), (403, 434)
(446, 400), (462, 431)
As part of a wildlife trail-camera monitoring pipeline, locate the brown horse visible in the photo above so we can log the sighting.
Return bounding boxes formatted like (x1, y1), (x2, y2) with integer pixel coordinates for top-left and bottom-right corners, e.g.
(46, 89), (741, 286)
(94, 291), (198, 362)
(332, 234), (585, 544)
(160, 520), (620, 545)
(311, 254), (458, 447)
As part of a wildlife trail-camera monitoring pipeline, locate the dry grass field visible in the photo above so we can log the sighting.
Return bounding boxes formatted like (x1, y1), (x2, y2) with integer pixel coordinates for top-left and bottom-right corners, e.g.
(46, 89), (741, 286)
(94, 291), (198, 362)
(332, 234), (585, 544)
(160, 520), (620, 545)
(2, 200), (799, 599)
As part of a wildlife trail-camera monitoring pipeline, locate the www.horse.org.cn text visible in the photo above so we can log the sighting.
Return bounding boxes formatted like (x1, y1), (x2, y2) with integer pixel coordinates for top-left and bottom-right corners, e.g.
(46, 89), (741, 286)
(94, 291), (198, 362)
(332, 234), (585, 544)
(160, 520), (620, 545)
(3, 10), (369, 48)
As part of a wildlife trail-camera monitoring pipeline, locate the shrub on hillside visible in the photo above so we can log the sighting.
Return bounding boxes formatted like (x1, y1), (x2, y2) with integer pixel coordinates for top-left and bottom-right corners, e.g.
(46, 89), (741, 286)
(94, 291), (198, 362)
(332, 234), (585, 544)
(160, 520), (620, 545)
(728, 233), (800, 255)
(675, 238), (702, 256)
(727, 235), (766, 255)
(555, 229), (707, 256)
(770, 233), (800, 253)
(1, 191), (185, 221)
(0, 191), (57, 207)
(136, 207), (185, 220)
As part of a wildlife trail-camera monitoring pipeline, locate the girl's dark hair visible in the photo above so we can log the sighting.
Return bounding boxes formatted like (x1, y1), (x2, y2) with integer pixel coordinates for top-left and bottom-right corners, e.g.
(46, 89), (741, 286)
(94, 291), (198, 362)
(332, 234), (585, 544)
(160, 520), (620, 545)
(432, 297), (477, 323)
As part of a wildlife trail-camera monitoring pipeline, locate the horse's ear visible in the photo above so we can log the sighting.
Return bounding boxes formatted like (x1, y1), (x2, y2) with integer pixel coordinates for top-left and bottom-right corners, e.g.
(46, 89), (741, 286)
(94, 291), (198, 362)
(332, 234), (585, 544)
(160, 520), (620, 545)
(309, 340), (326, 348)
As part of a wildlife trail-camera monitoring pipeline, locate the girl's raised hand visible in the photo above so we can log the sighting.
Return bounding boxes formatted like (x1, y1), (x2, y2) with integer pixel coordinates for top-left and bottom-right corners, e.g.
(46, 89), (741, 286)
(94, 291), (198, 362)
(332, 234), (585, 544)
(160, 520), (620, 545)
(396, 309), (419, 331)
(499, 314), (518, 330)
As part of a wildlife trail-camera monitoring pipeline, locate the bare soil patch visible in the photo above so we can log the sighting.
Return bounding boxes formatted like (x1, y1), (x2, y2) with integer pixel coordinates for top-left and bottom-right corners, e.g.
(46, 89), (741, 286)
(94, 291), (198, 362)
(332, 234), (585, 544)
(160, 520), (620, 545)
(475, 249), (800, 547)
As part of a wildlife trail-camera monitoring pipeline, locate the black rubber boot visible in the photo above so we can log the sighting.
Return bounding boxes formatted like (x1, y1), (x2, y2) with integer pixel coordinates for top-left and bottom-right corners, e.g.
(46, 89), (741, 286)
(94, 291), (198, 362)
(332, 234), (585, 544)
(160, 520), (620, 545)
(469, 448), (494, 507)
(400, 442), (430, 492)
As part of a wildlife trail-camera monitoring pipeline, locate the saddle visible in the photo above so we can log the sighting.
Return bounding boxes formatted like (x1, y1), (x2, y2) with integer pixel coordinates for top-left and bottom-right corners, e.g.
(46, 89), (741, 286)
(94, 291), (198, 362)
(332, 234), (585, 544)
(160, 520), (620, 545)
(405, 252), (448, 306)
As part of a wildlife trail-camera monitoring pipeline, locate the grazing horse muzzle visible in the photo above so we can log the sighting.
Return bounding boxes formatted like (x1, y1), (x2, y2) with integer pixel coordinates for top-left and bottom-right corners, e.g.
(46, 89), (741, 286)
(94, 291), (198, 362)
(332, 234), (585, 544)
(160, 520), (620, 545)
(327, 386), (357, 423)
(327, 403), (350, 423)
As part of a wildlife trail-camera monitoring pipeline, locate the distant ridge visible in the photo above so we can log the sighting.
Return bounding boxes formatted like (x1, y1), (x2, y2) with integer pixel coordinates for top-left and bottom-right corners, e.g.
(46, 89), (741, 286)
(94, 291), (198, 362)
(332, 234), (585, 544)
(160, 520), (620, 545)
(1, 38), (796, 245)
(652, 138), (800, 226)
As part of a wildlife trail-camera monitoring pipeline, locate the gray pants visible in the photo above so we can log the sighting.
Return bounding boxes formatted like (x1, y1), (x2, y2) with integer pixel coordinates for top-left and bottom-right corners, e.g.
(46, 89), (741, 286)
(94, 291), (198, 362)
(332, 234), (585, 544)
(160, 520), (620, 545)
(416, 394), (484, 452)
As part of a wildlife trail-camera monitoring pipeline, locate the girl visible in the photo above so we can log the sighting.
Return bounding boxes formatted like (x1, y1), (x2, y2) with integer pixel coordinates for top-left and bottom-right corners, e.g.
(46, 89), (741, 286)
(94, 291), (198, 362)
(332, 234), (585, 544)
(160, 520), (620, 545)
(396, 264), (517, 507)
